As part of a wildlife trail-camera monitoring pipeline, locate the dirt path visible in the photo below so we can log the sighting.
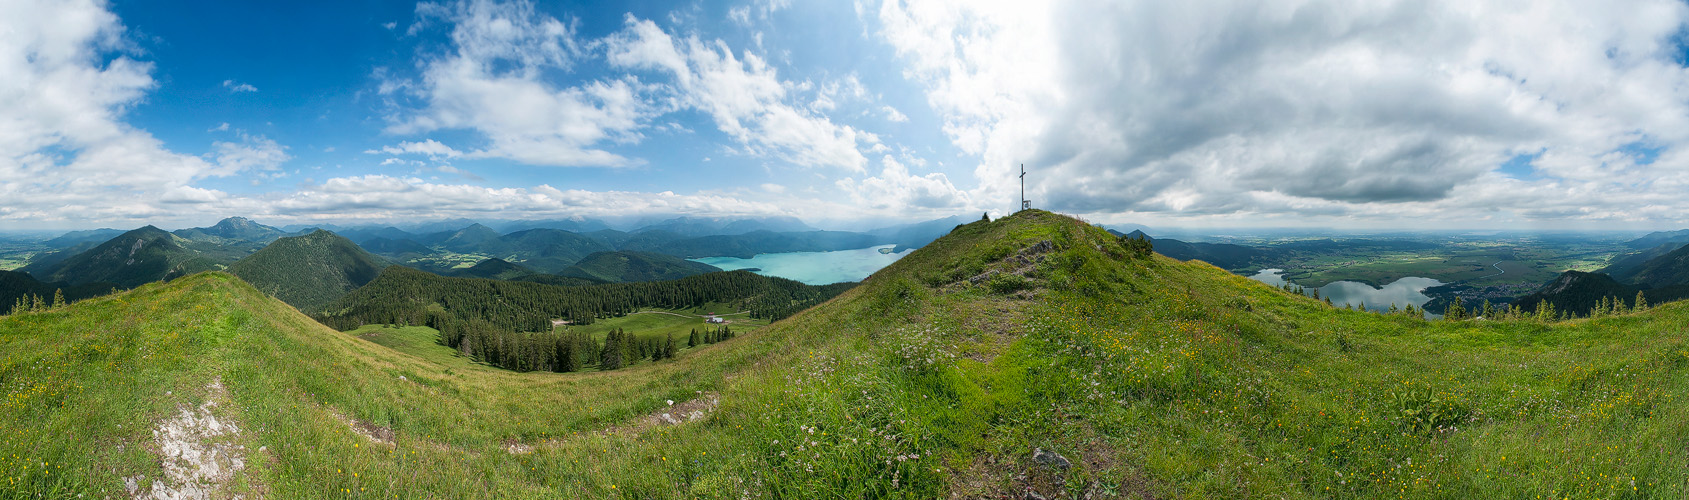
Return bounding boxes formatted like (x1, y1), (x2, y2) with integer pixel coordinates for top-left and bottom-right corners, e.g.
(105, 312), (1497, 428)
(506, 392), (720, 455)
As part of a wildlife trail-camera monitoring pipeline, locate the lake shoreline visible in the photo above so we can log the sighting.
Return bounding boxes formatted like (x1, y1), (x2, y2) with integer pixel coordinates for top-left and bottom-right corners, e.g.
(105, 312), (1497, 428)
(1248, 268), (1443, 316)
(691, 245), (913, 286)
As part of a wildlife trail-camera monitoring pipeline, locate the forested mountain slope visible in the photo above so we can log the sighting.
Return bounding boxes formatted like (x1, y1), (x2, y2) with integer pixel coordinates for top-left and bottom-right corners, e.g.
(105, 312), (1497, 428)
(227, 230), (388, 310)
(1628, 241), (1689, 288)
(557, 250), (721, 283)
(316, 266), (847, 332)
(38, 226), (227, 288)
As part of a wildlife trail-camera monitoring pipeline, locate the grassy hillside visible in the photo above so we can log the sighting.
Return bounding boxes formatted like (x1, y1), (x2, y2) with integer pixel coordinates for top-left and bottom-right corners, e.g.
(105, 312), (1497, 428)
(227, 230), (389, 311)
(8, 210), (1689, 497)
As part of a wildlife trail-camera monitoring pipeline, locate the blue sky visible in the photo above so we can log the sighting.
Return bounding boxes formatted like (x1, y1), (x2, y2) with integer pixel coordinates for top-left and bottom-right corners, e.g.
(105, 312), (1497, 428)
(7, 0), (1689, 231)
(95, 0), (968, 227)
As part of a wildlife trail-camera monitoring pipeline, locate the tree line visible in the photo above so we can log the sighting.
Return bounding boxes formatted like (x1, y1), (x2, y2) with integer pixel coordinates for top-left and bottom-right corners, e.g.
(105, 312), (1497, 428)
(1283, 281), (1659, 322)
(314, 266), (851, 331)
(313, 266), (838, 371)
(426, 317), (740, 373)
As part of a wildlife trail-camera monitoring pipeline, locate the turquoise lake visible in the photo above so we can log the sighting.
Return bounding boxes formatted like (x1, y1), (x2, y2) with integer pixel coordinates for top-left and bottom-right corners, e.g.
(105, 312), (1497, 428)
(691, 245), (914, 285)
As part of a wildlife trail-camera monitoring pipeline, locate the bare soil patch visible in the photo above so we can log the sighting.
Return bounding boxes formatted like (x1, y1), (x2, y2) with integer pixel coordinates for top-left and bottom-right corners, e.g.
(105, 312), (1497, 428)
(328, 407), (395, 446)
(501, 392), (722, 455)
(600, 391), (720, 437)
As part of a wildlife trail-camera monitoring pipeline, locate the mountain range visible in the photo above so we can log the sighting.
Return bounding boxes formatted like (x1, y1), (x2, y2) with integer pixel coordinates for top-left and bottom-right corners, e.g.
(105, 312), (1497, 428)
(28, 226), (228, 289)
(3, 214), (973, 312)
(1118, 229), (1269, 270)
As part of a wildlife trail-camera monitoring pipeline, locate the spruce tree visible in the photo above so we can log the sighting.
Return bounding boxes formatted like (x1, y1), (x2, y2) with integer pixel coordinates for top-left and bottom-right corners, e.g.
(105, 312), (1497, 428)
(558, 334), (580, 372)
(1636, 291), (1649, 311)
(1446, 297), (1464, 320)
(52, 289), (64, 309)
(689, 328), (700, 347)
(600, 329), (624, 370)
(665, 332), (677, 359)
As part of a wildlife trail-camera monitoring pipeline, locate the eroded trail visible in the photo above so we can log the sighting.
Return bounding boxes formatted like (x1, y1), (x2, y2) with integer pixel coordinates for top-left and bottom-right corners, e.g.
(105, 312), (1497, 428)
(503, 392), (722, 455)
(127, 378), (252, 500)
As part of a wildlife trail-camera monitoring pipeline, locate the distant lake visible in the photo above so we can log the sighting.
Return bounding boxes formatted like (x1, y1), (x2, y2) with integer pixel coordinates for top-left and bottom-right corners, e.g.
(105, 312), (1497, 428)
(692, 245), (913, 285)
(1248, 269), (1443, 315)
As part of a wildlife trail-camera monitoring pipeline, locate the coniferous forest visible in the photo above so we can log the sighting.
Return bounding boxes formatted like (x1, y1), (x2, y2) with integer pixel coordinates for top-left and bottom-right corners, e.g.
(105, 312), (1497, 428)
(312, 266), (843, 371)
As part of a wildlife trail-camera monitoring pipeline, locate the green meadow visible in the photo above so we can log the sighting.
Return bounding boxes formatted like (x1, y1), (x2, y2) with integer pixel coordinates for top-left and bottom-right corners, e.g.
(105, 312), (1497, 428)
(2, 210), (1688, 498)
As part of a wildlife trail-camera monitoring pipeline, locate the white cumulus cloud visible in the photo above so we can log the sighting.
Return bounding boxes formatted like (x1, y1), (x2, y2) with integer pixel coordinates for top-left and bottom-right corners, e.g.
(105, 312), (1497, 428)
(871, 0), (1689, 226)
(605, 15), (870, 172)
(387, 0), (645, 167)
(836, 155), (968, 212)
(267, 175), (792, 221)
(0, 0), (264, 224)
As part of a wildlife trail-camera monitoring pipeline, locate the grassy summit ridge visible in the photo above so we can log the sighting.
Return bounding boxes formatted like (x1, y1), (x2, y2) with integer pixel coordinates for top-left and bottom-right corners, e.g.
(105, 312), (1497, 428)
(4, 210), (1689, 498)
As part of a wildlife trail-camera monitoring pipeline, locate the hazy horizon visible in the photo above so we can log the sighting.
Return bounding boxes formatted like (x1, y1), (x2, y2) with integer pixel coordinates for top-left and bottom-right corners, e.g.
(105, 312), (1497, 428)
(0, 212), (1670, 240)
